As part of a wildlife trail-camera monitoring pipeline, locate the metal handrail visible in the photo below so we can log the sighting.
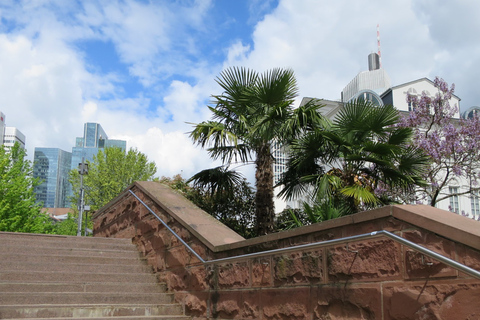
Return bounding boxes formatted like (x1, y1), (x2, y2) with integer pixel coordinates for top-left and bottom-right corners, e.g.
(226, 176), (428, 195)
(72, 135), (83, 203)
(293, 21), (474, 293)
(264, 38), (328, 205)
(129, 190), (205, 263)
(130, 190), (480, 280)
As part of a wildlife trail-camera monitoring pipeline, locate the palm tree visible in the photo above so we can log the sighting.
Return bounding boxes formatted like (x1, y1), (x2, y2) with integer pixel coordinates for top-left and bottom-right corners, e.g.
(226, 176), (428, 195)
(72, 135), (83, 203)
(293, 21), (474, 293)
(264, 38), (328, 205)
(278, 99), (429, 215)
(189, 67), (324, 235)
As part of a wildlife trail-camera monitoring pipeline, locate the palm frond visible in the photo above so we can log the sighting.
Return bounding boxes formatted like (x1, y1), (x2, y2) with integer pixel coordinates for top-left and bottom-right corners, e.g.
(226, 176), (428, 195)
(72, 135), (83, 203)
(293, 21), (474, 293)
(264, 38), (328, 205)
(340, 184), (379, 205)
(188, 166), (244, 197)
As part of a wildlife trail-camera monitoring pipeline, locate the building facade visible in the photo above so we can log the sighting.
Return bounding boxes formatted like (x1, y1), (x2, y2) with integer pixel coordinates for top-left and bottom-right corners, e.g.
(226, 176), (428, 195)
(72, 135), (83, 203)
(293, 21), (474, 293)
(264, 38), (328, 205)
(71, 123), (126, 171)
(273, 54), (478, 219)
(33, 148), (73, 208)
(3, 127), (26, 149)
(32, 122), (127, 209)
(0, 111), (26, 149)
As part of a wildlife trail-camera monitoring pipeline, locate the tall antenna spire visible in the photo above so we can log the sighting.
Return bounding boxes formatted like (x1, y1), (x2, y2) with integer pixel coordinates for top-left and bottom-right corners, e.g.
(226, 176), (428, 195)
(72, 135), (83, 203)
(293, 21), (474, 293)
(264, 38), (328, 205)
(377, 24), (382, 68)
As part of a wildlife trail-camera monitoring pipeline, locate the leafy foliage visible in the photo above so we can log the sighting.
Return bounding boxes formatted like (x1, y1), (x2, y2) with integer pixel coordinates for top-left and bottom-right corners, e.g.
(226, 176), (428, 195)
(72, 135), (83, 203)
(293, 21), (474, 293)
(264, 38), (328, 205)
(70, 147), (157, 211)
(0, 143), (53, 233)
(279, 100), (429, 215)
(399, 77), (480, 207)
(159, 174), (257, 239)
(276, 199), (342, 230)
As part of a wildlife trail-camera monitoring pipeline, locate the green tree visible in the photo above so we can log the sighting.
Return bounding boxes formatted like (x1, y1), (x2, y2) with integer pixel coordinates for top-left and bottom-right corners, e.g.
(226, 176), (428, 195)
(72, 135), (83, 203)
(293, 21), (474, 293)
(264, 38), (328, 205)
(190, 67), (323, 235)
(0, 143), (53, 233)
(52, 213), (78, 235)
(70, 147), (157, 211)
(160, 173), (257, 238)
(279, 100), (429, 216)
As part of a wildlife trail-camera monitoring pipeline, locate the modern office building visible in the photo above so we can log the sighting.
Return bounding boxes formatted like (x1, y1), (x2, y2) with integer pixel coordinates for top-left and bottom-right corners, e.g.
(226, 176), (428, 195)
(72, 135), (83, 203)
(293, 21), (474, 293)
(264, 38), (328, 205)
(341, 53), (391, 105)
(273, 53), (478, 219)
(462, 106), (480, 119)
(0, 111), (26, 149)
(71, 123), (126, 171)
(3, 127), (26, 149)
(33, 148), (73, 208)
(32, 122), (126, 209)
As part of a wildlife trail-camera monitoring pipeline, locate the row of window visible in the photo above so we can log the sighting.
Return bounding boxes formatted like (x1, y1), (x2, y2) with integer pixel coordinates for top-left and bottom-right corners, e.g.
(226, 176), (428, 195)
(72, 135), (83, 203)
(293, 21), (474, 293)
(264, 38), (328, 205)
(449, 187), (480, 218)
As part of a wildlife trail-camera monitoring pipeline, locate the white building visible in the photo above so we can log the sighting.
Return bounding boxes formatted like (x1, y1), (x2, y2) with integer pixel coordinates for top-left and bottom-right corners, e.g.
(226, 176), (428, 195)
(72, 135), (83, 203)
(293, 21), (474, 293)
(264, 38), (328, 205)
(3, 127), (26, 149)
(273, 54), (478, 220)
(342, 53), (391, 104)
(0, 111), (26, 150)
(381, 78), (461, 117)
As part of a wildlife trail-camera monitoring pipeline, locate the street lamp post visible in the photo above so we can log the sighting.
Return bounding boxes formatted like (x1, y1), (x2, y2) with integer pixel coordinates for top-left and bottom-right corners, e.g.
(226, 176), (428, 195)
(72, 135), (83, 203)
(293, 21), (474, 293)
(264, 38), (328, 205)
(77, 158), (88, 236)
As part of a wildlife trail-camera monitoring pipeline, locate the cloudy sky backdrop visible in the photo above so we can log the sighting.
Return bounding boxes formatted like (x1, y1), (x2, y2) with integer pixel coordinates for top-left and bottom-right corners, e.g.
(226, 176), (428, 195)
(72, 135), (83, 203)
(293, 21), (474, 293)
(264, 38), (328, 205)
(1, 0), (479, 180)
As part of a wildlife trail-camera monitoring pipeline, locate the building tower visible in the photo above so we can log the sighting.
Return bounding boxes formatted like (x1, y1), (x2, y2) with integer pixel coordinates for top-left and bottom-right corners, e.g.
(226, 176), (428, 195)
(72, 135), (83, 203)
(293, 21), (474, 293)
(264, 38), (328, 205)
(33, 148), (73, 208)
(71, 122), (126, 171)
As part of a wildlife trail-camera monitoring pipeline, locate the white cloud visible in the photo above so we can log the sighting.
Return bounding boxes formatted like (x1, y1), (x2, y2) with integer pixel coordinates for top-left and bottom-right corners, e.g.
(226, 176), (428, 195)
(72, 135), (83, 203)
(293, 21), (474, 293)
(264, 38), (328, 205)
(1, 0), (480, 184)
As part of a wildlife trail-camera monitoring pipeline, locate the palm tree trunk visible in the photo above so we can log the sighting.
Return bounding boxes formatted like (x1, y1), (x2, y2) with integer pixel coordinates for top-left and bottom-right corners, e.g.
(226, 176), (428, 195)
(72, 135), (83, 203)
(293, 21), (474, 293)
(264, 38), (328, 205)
(255, 143), (275, 235)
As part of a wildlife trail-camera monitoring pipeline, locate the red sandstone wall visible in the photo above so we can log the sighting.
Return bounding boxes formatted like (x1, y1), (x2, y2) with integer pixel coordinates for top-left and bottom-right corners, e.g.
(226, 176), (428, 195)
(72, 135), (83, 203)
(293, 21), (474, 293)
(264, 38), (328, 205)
(93, 183), (480, 320)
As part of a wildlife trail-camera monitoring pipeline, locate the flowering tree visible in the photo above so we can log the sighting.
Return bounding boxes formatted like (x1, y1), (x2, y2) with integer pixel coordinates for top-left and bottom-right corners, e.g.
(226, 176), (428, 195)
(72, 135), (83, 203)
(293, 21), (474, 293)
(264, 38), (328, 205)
(400, 77), (480, 209)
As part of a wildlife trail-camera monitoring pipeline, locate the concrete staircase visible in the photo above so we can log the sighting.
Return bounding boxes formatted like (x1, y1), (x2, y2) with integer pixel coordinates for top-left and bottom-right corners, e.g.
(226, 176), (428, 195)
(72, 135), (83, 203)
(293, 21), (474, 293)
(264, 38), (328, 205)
(0, 232), (190, 319)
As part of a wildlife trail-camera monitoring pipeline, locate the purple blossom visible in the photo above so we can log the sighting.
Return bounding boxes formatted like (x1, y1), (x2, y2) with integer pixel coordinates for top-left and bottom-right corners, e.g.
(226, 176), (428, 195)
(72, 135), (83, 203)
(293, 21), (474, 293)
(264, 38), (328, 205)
(400, 77), (480, 206)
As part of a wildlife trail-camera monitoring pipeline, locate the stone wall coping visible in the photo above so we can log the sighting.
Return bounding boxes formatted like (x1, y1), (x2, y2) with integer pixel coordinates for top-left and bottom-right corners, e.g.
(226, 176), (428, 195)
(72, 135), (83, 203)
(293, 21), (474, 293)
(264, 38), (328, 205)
(94, 181), (245, 251)
(392, 205), (480, 251)
(215, 205), (480, 252)
(94, 181), (480, 254)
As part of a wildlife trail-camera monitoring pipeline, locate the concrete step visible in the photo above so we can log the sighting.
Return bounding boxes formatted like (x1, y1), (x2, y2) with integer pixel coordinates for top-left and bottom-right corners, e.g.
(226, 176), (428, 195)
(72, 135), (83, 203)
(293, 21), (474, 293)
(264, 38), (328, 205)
(7, 317), (191, 320)
(0, 282), (166, 293)
(0, 304), (186, 319)
(0, 270), (157, 283)
(0, 292), (174, 305)
(0, 259), (151, 274)
(0, 252), (146, 266)
(0, 232), (189, 319)
(0, 233), (136, 251)
(0, 243), (143, 259)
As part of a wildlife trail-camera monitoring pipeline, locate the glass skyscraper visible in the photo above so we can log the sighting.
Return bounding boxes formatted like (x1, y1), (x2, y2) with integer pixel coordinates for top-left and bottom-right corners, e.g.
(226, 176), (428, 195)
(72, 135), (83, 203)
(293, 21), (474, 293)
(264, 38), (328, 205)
(71, 123), (126, 171)
(33, 148), (72, 208)
(33, 122), (126, 208)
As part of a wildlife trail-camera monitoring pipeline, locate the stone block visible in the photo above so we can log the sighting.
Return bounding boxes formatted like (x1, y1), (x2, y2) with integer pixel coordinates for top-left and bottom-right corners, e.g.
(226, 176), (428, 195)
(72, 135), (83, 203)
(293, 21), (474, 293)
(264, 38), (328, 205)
(313, 284), (381, 319)
(166, 266), (208, 291)
(383, 281), (480, 320)
(327, 239), (401, 282)
(252, 258), (272, 287)
(217, 262), (250, 289)
(165, 245), (197, 268)
(456, 243), (480, 277)
(403, 229), (457, 279)
(180, 291), (209, 318)
(211, 290), (261, 319)
(273, 250), (323, 285)
(405, 250), (456, 279)
(261, 288), (311, 320)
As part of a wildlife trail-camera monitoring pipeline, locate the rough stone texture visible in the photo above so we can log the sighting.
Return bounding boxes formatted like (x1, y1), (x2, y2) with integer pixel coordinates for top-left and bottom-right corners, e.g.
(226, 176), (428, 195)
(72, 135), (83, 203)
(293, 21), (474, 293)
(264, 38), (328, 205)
(403, 229), (457, 279)
(217, 263), (250, 289)
(313, 285), (381, 320)
(273, 250), (323, 285)
(383, 281), (480, 320)
(211, 290), (260, 319)
(328, 239), (401, 281)
(252, 258), (272, 287)
(93, 183), (480, 320)
(262, 288), (311, 320)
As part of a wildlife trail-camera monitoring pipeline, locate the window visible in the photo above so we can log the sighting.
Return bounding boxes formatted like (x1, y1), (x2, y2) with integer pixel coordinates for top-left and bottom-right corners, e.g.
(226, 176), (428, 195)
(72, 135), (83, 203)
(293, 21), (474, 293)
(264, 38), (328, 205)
(471, 191), (480, 219)
(449, 187), (459, 213)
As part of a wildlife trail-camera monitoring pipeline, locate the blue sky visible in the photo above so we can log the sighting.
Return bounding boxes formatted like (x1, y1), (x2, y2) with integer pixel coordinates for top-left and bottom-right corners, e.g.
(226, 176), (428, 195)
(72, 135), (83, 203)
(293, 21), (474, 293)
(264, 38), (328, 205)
(1, 0), (479, 180)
